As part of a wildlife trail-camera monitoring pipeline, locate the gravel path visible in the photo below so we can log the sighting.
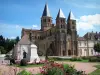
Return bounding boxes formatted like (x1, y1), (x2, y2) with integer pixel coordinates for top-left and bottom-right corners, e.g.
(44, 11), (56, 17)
(0, 62), (99, 75)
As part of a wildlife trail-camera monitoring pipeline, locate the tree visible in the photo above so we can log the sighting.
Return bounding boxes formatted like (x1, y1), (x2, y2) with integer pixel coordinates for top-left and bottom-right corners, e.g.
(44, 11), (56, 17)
(0, 35), (5, 47)
(0, 35), (19, 54)
(94, 43), (100, 53)
(0, 46), (6, 54)
(15, 36), (20, 43)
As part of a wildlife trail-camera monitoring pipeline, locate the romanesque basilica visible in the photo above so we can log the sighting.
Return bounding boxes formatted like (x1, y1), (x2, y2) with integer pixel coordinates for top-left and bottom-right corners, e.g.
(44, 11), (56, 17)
(21, 3), (78, 56)
(20, 3), (100, 57)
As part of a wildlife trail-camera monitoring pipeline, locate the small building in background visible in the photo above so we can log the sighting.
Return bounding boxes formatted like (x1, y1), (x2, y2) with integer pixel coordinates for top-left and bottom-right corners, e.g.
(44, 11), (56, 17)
(78, 31), (100, 56)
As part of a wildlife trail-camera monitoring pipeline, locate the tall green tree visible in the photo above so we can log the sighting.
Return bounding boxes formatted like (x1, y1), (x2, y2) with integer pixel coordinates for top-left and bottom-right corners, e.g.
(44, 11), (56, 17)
(0, 35), (19, 54)
(0, 35), (5, 47)
(94, 43), (100, 53)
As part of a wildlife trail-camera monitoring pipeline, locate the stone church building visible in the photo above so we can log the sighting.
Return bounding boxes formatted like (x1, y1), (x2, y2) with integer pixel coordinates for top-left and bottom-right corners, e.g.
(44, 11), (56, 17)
(21, 3), (78, 56)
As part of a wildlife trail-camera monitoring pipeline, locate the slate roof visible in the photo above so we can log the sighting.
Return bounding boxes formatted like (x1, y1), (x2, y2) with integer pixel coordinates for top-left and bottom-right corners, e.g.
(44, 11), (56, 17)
(56, 8), (66, 18)
(84, 31), (100, 39)
(42, 3), (51, 17)
(78, 37), (86, 41)
(67, 11), (75, 20)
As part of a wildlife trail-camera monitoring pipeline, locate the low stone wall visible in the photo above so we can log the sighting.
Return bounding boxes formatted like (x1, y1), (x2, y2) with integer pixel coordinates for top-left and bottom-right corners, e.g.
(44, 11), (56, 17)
(0, 60), (10, 65)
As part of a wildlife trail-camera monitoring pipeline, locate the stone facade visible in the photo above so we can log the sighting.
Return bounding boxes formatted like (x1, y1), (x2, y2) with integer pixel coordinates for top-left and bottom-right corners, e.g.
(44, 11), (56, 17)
(21, 3), (100, 57)
(21, 3), (78, 56)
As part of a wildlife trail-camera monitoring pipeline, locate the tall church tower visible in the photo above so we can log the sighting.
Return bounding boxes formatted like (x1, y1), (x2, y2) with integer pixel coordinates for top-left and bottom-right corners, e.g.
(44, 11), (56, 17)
(41, 3), (52, 31)
(67, 11), (78, 56)
(55, 9), (67, 56)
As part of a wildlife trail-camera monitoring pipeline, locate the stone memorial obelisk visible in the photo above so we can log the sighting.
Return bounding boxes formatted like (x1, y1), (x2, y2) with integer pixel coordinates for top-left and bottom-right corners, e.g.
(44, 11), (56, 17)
(29, 32), (40, 63)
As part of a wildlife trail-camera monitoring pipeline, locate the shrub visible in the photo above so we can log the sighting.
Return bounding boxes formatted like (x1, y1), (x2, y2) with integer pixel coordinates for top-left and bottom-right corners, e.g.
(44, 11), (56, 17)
(81, 56), (90, 60)
(77, 58), (83, 61)
(70, 57), (77, 61)
(70, 57), (82, 61)
(48, 57), (71, 61)
(63, 64), (85, 75)
(20, 59), (27, 66)
(89, 57), (98, 62)
(17, 70), (32, 75)
(39, 61), (86, 75)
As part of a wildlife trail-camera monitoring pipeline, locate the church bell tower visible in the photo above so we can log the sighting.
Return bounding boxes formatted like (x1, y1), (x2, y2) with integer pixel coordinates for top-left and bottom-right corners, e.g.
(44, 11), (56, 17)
(41, 3), (52, 31)
(55, 9), (67, 56)
(67, 11), (78, 56)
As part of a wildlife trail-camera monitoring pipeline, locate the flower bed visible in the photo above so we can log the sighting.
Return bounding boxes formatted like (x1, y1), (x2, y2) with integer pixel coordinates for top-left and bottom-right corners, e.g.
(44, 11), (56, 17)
(39, 60), (86, 75)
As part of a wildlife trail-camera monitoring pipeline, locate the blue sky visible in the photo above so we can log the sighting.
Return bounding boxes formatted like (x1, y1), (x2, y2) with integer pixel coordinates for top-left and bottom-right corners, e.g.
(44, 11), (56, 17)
(0, 0), (100, 39)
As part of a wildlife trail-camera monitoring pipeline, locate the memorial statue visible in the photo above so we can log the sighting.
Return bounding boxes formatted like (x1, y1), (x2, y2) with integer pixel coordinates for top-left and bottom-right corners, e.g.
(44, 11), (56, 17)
(23, 50), (27, 58)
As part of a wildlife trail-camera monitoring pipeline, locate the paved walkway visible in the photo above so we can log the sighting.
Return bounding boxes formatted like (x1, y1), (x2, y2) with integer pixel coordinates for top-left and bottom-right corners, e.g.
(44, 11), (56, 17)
(0, 62), (99, 75)
(57, 61), (99, 74)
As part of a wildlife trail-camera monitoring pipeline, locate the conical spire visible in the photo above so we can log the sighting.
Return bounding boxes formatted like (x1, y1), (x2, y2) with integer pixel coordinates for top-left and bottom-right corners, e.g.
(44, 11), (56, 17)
(42, 3), (51, 17)
(67, 11), (75, 20)
(56, 8), (65, 19)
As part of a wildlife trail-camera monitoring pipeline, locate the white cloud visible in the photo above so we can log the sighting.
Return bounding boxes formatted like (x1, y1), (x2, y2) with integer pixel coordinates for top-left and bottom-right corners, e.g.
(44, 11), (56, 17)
(77, 14), (100, 31)
(16, 25), (21, 29)
(10, 36), (16, 39)
(32, 25), (38, 28)
(32, 24), (40, 29)
(0, 23), (40, 38)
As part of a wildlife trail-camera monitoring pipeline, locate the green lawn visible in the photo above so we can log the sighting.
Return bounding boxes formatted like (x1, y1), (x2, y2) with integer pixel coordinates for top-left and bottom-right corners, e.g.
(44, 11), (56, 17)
(71, 59), (89, 62)
(55, 59), (89, 62)
(94, 65), (100, 69)
(89, 64), (100, 75)
(89, 69), (100, 75)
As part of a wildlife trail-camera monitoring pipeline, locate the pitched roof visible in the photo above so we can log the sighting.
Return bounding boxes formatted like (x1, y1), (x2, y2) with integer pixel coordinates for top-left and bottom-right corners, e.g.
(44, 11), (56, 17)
(56, 8), (65, 18)
(67, 11), (75, 20)
(18, 34), (30, 45)
(42, 3), (51, 17)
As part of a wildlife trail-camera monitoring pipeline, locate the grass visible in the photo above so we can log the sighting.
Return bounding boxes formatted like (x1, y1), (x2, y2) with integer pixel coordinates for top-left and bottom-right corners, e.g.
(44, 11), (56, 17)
(71, 59), (89, 62)
(89, 69), (100, 75)
(49, 57), (89, 62)
(55, 59), (89, 62)
(9, 63), (44, 68)
(94, 65), (100, 69)
(89, 64), (100, 75)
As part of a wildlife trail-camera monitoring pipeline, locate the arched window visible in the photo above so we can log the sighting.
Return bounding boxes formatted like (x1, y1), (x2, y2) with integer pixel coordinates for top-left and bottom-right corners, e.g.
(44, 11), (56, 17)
(80, 49), (82, 55)
(43, 19), (46, 22)
(91, 49), (93, 54)
(35, 36), (36, 39)
(38, 36), (40, 39)
(84, 42), (87, 46)
(61, 25), (63, 28)
(72, 21), (75, 24)
(61, 20), (63, 23)
(80, 42), (81, 46)
(48, 19), (50, 22)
